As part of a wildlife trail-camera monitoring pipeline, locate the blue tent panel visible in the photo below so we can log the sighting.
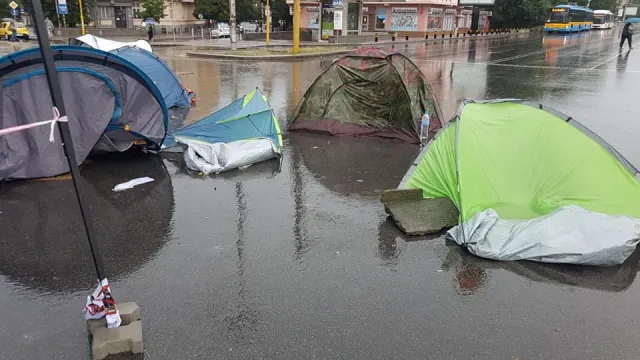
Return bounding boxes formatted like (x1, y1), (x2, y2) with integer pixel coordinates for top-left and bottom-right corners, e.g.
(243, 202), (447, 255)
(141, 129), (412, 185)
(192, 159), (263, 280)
(169, 88), (283, 150)
(111, 46), (191, 108)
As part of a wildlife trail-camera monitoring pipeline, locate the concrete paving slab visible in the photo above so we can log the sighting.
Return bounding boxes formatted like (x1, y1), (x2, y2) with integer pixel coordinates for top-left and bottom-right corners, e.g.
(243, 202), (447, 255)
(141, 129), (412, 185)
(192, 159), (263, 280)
(91, 321), (143, 360)
(87, 302), (141, 335)
(382, 189), (459, 235)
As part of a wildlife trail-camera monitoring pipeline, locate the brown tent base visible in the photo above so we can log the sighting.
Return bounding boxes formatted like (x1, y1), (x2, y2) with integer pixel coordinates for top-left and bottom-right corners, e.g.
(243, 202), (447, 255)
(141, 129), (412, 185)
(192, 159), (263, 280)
(288, 118), (422, 144)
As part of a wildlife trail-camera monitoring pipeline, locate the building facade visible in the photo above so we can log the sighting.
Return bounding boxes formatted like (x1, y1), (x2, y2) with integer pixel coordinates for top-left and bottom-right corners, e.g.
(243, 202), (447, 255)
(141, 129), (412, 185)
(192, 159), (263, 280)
(132, 0), (201, 32)
(288, 0), (490, 38)
(95, 0), (135, 28)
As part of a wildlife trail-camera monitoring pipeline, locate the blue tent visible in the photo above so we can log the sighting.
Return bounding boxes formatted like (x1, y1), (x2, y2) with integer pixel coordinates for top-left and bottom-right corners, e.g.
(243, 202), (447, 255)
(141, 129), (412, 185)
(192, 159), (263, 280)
(168, 87), (282, 149)
(164, 88), (283, 174)
(110, 45), (192, 108)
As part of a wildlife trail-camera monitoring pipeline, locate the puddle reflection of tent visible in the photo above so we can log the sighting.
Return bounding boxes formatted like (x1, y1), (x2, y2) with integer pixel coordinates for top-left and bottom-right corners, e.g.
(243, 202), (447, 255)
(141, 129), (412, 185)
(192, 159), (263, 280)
(441, 243), (640, 294)
(0, 153), (174, 293)
(290, 132), (417, 197)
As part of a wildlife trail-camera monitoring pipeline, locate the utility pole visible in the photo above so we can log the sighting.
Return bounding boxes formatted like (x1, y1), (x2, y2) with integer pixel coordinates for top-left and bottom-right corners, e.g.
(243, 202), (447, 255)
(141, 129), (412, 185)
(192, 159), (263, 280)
(171, 0), (175, 42)
(293, 0), (300, 53)
(78, 0), (85, 34)
(229, 0), (237, 49)
(266, 0), (270, 45)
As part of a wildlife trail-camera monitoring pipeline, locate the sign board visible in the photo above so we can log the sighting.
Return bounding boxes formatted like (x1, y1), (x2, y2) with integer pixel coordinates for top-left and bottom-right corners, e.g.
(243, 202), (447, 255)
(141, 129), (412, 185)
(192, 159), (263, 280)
(9, 1), (18, 9)
(289, 5), (293, 15)
(627, 7), (638, 16)
(458, 0), (495, 5)
(58, 0), (68, 15)
(391, 7), (418, 31)
(10, 8), (18, 16)
(332, 0), (343, 9)
(307, 6), (320, 29)
(333, 9), (342, 30)
(198, 13), (203, 19)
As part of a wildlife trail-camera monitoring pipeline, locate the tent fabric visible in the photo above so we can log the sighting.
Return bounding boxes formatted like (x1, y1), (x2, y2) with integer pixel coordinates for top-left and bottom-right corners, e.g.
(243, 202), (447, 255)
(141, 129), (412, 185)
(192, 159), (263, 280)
(72, 35), (192, 108)
(401, 100), (640, 265)
(0, 46), (167, 181)
(110, 46), (192, 108)
(288, 47), (443, 143)
(74, 34), (153, 53)
(163, 88), (283, 174)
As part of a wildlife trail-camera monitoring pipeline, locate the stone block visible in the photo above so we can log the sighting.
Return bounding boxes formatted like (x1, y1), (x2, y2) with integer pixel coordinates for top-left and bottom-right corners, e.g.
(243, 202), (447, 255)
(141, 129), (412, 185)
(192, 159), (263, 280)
(91, 320), (143, 360)
(87, 302), (141, 335)
(381, 189), (459, 235)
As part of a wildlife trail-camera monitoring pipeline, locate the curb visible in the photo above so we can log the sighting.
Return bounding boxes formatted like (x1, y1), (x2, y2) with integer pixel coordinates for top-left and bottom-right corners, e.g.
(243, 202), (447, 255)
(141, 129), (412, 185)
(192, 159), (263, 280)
(186, 48), (353, 60)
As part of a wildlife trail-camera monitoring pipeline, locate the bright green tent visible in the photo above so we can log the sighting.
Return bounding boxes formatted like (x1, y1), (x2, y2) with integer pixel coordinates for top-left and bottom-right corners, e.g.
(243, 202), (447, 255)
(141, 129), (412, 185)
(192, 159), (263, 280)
(400, 100), (640, 265)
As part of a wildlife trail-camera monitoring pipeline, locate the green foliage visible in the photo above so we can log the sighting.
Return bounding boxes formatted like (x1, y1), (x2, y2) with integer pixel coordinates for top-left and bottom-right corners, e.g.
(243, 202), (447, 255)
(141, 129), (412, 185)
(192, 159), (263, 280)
(139, 0), (165, 21)
(0, 0), (12, 18)
(193, 0), (227, 22)
(270, 0), (290, 23)
(491, 0), (553, 29)
(571, 0), (617, 10)
(23, 0), (94, 27)
(193, 0), (259, 22)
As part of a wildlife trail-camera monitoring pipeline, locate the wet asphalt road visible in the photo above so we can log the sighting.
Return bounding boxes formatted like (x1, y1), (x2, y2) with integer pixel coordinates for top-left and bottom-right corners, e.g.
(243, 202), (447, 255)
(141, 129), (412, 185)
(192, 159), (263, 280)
(2, 30), (640, 360)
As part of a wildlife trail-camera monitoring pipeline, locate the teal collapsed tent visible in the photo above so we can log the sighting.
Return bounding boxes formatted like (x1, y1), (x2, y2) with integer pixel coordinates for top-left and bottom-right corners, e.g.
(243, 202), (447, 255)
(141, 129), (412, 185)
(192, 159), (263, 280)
(0, 46), (168, 181)
(163, 88), (283, 174)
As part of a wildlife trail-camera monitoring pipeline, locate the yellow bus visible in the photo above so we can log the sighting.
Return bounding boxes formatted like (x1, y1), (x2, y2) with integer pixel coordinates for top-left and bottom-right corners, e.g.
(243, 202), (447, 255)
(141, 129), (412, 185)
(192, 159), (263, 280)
(544, 5), (594, 33)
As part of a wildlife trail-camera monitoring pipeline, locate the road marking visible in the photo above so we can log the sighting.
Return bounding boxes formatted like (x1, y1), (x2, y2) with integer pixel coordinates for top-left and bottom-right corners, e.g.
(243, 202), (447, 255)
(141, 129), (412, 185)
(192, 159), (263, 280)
(588, 52), (627, 70)
(422, 59), (640, 73)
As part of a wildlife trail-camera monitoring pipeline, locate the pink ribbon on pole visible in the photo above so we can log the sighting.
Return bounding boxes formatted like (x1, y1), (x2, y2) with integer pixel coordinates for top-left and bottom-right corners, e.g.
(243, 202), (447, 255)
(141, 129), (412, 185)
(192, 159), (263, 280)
(0, 107), (68, 142)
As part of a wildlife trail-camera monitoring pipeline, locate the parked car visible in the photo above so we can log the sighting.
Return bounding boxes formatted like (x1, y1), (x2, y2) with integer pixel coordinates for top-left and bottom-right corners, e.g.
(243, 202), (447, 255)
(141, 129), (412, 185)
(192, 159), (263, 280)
(211, 23), (230, 38)
(0, 21), (29, 40)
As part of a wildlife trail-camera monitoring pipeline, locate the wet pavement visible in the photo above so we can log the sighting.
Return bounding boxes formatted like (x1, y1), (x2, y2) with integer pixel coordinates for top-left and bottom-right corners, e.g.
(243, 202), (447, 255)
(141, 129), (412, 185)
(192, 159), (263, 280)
(2, 29), (640, 359)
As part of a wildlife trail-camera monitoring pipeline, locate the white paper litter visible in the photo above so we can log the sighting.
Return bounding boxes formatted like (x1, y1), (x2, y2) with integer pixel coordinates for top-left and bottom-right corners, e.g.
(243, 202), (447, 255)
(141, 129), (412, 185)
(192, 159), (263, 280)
(113, 177), (154, 192)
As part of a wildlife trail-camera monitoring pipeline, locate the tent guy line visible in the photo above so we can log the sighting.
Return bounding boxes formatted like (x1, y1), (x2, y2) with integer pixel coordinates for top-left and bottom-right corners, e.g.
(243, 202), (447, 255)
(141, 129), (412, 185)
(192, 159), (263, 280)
(0, 106), (67, 142)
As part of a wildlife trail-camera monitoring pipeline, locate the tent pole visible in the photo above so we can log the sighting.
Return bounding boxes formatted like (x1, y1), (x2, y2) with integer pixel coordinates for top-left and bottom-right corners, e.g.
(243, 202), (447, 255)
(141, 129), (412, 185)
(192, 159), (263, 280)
(31, 0), (106, 281)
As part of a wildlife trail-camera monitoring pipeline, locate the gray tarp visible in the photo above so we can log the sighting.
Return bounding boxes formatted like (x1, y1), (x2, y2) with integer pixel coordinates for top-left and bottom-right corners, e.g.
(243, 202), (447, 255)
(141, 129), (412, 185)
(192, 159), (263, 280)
(448, 206), (640, 266)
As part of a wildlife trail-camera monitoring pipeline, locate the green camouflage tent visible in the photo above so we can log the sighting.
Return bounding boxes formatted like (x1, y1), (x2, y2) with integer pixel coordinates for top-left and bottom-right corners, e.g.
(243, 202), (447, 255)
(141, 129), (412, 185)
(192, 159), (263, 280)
(288, 48), (443, 143)
(400, 100), (640, 265)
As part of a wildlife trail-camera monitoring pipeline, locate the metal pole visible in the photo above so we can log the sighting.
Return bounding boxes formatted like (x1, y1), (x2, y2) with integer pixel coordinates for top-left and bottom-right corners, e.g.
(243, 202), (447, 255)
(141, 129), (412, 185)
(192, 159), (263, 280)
(78, 0), (86, 35)
(229, 0), (237, 49)
(293, 0), (300, 53)
(55, 0), (61, 29)
(171, 0), (175, 42)
(62, 14), (66, 37)
(30, 0), (106, 281)
(266, 0), (270, 45)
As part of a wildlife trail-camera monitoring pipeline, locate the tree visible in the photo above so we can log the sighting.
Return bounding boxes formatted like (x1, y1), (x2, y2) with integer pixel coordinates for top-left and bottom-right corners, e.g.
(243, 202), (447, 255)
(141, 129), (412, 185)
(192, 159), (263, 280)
(491, 0), (553, 29)
(23, 0), (94, 27)
(236, 0), (258, 22)
(139, 0), (165, 22)
(571, 0), (617, 10)
(270, 0), (290, 23)
(193, 0), (228, 23)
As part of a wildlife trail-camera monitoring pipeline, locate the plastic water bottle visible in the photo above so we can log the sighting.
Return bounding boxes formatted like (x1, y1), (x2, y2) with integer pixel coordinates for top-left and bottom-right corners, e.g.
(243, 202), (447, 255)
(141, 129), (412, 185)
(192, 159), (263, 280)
(420, 110), (430, 145)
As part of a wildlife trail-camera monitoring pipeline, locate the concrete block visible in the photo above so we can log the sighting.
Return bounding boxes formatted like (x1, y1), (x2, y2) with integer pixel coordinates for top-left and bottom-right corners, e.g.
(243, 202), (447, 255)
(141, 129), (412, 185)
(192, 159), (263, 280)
(381, 189), (459, 236)
(87, 302), (141, 335)
(92, 320), (143, 360)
